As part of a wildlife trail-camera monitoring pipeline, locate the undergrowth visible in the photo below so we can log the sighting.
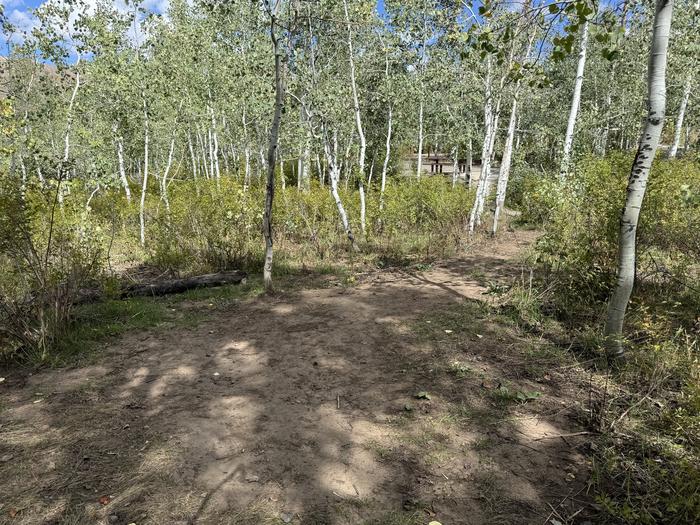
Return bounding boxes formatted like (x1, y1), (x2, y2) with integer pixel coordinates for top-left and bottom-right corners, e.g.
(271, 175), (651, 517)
(508, 154), (700, 524)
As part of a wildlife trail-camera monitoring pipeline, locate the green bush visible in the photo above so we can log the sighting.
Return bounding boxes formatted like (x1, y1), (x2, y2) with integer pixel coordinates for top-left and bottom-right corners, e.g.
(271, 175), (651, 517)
(129, 176), (475, 273)
(520, 154), (700, 524)
(0, 177), (106, 363)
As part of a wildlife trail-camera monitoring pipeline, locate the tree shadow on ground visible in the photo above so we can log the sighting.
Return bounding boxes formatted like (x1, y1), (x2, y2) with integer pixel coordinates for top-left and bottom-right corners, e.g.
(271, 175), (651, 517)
(0, 234), (593, 525)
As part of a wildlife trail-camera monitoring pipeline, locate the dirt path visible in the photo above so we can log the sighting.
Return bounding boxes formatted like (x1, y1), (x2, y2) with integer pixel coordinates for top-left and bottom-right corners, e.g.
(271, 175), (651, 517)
(0, 230), (594, 525)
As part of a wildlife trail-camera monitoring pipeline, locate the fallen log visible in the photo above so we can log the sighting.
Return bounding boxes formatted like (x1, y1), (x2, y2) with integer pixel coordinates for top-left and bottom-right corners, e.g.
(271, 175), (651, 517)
(75, 270), (247, 304)
(121, 270), (247, 298)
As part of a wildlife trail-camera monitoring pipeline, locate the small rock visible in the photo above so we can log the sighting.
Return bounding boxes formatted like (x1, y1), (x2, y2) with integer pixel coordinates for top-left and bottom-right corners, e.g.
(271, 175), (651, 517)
(0, 454), (14, 463)
(280, 512), (293, 523)
(213, 372), (220, 377)
(245, 475), (259, 483)
(0, 377), (5, 383)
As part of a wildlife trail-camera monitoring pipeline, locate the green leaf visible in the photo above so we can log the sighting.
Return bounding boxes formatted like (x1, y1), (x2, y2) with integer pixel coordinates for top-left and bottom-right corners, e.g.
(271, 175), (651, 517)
(415, 391), (431, 400)
(516, 391), (541, 402)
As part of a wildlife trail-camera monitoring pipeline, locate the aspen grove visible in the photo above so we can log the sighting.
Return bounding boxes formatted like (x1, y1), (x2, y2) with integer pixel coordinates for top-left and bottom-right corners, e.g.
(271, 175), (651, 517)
(1, 0), (699, 523)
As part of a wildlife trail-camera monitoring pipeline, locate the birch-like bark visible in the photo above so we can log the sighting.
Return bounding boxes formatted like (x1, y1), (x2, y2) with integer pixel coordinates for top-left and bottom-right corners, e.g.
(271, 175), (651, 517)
(197, 130), (210, 179)
(324, 127), (358, 251)
(242, 107), (251, 189)
(57, 57), (81, 204)
(316, 154), (324, 186)
(187, 131), (198, 181)
(139, 92), (150, 246)
(604, 0), (673, 358)
(468, 58), (493, 234)
(244, 146), (251, 190)
(280, 155), (286, 191)
(668, 74), (691, 158)
(114, 125), (131, 203)
(379, 105), (393, 216)
(466, 138), (472, 187)
(302, 129), (311, 191)
(559, 21), (589, 179)
(451, 146), (459, 188)
(263, 7), (285, 291)
(209, 99), (221, 180)
(208, 126), (214, 180)
(160, 133), (176, 213)
(493, 29), (535, 235)
(343, 0), (367, 236)
(492, 97), (518, 235)
(416, 101), (424, 179)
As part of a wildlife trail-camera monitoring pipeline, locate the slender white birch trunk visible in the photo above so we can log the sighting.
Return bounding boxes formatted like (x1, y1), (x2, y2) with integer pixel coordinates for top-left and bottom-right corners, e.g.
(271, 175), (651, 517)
(343, 0), (367, 236)
(161, 133), (176, 213)
(379, 105), (393, 216)
(604, 0), (673, 358)
(668, 74), (692, 158)
(57, 57), (81, 204)
(492, 96), (518, 235)
(210, 104), (221, 180)
(324, 127), (358, 251)
(451, 146), (459, 188)
(140, 93), (150, 247)
(416, 101), (424, 179)
(468, 58), (493, 234)
(466, 138), (473, 188)
(244, 146), (251, 190)
(114, 124), (131, 203)
(188, 131), (198, 181)
(560, 21), (589, 179)
(197, 130), (210, 179)
(242, 107), (251, 189)
(492, 30), (535, 235)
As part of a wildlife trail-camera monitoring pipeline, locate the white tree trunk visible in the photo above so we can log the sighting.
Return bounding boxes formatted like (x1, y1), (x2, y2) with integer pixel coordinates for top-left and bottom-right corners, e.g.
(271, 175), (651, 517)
(492, 96), (518, 235)
(57, 57), (81, 205)
(468, 60), (493, 234)
(187, 131), (198, 182)
(604, 0), (673, 358)
(560, 21), (589, 179)
(343, 0), (367, 235)
(197, 130), (210, 179)
(668, 74), (692, 158)
(160, 134), (176, 213)
(492, 31), (535, 235)
(416, 101), (424, 179)
(140, 94), (150, 247)
(466, 138), (472, 188)
(379, 105), (393, 215)
(209, 103), (221, 180)
(115, 132), (131, 203)
(244, 146), (251, 190)
(324, 127), (358, 251)
(451, 146), (459, 188)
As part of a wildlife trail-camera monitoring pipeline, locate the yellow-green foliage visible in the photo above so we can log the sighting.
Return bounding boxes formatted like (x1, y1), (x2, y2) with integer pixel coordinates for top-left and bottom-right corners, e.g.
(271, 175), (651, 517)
(93, 176), (476, 274)
(0, 178), (105, 361)
(523, 154), (700, 303)
(520, 154), (700, 524)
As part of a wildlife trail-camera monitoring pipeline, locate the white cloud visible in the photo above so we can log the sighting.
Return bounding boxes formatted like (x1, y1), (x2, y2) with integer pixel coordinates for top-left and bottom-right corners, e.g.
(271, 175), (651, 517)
(2, 0), (171, 55)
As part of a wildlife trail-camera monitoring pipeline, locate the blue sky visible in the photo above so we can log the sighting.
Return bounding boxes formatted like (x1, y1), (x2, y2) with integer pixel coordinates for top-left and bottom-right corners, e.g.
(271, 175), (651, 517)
(2, 0), (388, 48)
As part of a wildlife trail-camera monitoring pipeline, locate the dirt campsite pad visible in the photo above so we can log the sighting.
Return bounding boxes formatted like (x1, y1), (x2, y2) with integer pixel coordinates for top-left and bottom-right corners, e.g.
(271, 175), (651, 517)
(0, 231), (595, 525)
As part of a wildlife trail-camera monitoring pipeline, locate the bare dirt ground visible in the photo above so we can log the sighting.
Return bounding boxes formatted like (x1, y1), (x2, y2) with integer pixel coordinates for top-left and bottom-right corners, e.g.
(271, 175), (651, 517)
(0, 230), (595, 525)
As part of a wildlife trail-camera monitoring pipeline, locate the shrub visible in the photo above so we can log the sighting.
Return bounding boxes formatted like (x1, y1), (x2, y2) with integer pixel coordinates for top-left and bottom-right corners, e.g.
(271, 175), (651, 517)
(0, 177), (105, 363)
(519, 154), (700, 524)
